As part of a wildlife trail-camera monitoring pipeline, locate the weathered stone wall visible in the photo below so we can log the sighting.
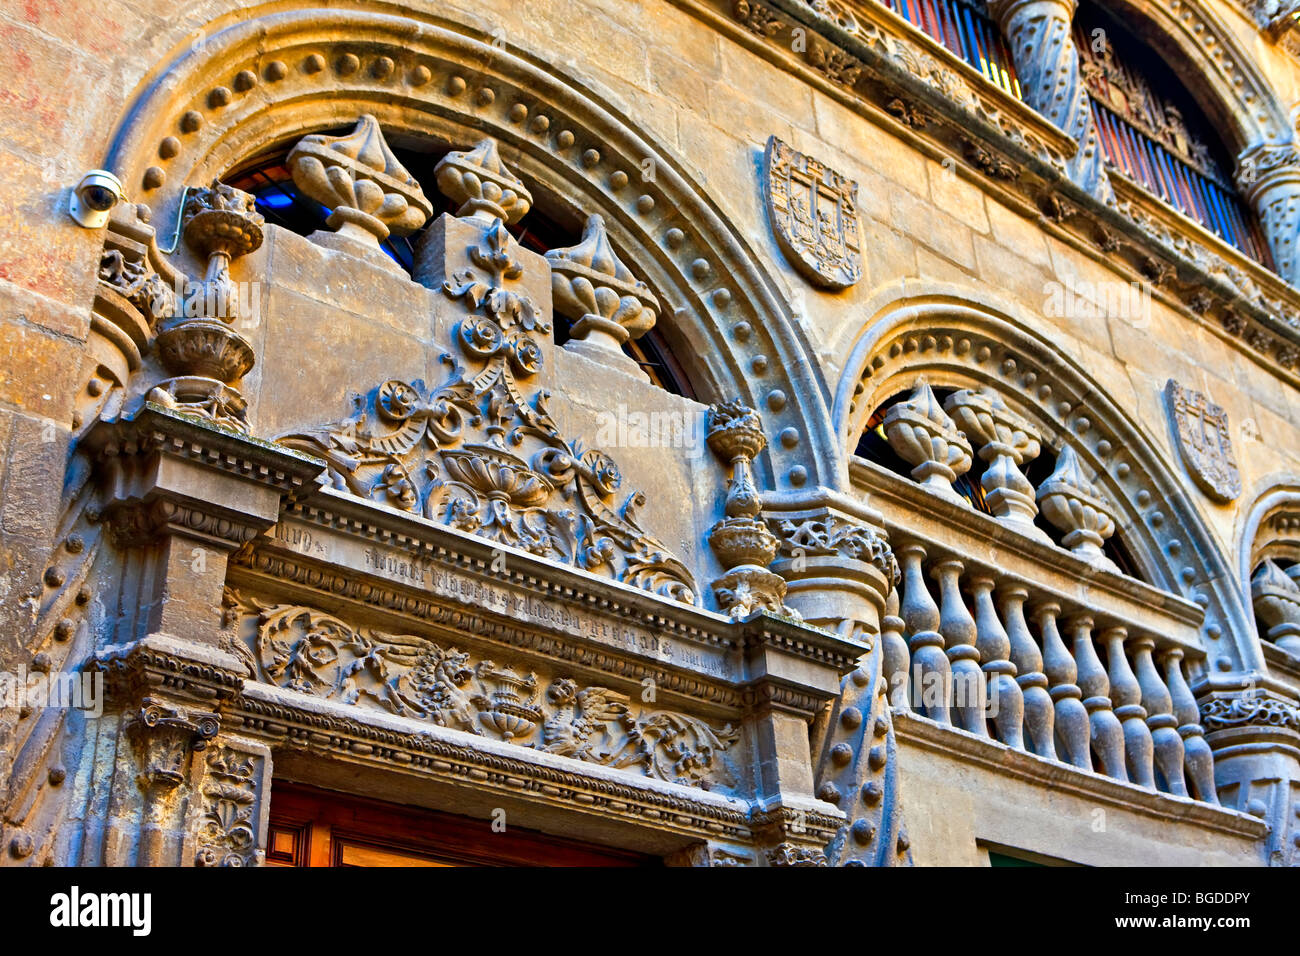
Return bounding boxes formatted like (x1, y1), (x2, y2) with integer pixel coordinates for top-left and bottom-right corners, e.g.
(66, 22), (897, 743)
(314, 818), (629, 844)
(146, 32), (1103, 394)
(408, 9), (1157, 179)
(3, 0), (1300, 865)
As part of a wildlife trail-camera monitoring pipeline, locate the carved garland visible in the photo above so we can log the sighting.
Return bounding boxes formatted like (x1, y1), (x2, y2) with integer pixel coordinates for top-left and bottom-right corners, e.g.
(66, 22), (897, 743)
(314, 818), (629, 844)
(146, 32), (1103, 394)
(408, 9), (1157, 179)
(225, 592), (739, 790)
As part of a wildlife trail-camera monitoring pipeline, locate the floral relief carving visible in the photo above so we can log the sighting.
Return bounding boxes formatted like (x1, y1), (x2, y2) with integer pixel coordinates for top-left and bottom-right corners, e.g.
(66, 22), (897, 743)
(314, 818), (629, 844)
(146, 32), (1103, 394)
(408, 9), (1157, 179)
(225, 594), (738, 789)
(280, 137), (695, 605)
(195, 746), (261, 867)
(770, 514), (899, 586)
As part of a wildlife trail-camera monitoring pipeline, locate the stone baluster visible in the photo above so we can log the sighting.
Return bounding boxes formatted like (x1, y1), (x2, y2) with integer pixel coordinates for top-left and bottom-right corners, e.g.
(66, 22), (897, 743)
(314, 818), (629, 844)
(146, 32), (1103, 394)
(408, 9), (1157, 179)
(932, 559), (986, 736)
(881, 382), (973, 506)
(897, 543), (951, 725)
(1068, 615), (1126, 780)
(1034, 603), (1090, 768)
(1131, 636), (1187, 797)
(880, 587), (912, 712)
(1001, 586), (1056, 759)
(970, 573), (1025, 749)
(945, 389), (1049, 543)
(1100, 626), (1155, 788)
(1160, 648), (1219, 804)
(987, 0), (1113, 201)
(1235, 142), (1300, 289)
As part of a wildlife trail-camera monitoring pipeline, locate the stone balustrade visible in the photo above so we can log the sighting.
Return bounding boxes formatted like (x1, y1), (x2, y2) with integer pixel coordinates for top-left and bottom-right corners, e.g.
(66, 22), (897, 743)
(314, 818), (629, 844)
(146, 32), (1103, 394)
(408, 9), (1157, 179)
(880, 535), (1219, 804)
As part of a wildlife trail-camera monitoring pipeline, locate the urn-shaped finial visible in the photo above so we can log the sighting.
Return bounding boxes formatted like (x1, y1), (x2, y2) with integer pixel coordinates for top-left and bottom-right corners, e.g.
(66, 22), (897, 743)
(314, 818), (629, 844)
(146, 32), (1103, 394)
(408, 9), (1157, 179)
(545, 214), (659, 346)
(1252, 558), (1300, 656)
(288, 115), (433, 244)
(1036, 444), (1119, 568)
(434, 138), (533, 224)
(881, 381), (973, 504)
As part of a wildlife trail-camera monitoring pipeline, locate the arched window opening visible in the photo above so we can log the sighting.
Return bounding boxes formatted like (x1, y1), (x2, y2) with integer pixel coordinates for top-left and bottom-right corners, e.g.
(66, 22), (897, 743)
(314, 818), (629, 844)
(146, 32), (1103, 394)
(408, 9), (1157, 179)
(225, 135), (694, 398)
(1074, 2), (1271, 265)
(875, 0), (1022, 98)
(855, 383), (1139, 579)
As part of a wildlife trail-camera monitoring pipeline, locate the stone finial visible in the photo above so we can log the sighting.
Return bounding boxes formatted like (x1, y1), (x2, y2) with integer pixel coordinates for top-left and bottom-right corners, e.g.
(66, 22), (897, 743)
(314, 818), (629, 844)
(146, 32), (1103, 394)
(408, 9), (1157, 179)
(147, 180), (263, 433)
(1252, 558), (1300, 656)
(881, 382), (972, 505)
(545, 214), (659, 349)
(434, 137), (533, 223)
(288, 114), (433, 246)
(945, 388), (1047, 540)
(705, 401), (794, 620)
(1036, 444), (1119, 569)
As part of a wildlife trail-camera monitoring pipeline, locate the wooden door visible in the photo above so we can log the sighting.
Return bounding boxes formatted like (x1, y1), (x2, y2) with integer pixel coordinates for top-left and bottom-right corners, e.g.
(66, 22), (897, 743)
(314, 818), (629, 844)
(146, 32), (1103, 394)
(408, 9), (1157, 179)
(265, 782), (654, 867)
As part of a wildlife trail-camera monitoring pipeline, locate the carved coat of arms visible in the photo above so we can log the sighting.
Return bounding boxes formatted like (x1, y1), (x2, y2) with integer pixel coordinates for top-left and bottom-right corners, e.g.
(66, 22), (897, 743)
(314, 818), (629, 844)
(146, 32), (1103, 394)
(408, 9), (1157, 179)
(1164, 379), (1241, 503)
(763, 136), (863, 290)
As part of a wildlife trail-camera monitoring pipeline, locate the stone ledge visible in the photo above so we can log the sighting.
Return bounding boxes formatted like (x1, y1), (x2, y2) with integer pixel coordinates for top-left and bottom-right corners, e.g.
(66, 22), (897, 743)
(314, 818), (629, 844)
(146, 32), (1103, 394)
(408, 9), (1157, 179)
(893, 709), (1268, 841)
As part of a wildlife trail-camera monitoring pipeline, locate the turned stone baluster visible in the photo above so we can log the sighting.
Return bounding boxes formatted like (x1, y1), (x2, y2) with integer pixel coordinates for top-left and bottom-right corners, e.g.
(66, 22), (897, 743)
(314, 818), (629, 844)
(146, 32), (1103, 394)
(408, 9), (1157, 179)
(1100, 626), (1155, 788)
(880, 587), (911, 712)
(898, 543), (951, 725)
(1161, 648), (1219, 805)
(1131, 636), (1187, 796)
(932, 559), (986, 736)
(1034, 603), (1089, 769)
(1001, 586), (1056, 759)
(1069, 615), (1127, 780)
(970, 574), (1025, 749)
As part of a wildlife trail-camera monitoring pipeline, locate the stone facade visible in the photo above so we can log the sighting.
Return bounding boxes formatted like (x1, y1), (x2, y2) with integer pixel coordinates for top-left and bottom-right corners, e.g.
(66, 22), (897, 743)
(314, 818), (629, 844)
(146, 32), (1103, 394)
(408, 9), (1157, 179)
(1, 0), (1299, 866)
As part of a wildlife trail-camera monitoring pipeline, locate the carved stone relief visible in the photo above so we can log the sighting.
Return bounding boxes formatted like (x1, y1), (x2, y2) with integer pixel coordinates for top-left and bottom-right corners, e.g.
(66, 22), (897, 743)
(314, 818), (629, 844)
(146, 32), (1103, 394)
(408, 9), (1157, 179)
(279, 129), (697, 605)
(763, 136), (863, 290)
(1163, 379), (1242, 503)
(224, 592), (739, 790)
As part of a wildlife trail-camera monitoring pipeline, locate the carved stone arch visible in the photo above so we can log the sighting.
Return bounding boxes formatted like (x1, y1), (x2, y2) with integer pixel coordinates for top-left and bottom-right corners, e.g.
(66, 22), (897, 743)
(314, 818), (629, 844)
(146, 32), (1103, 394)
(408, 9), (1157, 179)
(96, 3), (838, 490)
(1237, 478), (1300, 666)
(832, 291), (1256, 669)
(1093, 0), (1290, 153)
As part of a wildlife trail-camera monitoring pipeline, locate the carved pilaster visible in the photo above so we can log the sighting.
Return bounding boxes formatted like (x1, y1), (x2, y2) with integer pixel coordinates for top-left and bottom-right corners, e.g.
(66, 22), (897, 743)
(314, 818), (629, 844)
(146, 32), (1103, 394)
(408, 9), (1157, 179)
(1236, 141), (1300, 289)
(987, 0), (1113, 201)
(1201, 684), (1300, 865)
(84, 404), (323, 647)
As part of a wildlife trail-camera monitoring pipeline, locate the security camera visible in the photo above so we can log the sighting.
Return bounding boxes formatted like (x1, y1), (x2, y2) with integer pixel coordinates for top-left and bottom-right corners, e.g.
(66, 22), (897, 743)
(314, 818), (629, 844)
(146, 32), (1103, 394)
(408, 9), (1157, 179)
(68, 170), (125, 228)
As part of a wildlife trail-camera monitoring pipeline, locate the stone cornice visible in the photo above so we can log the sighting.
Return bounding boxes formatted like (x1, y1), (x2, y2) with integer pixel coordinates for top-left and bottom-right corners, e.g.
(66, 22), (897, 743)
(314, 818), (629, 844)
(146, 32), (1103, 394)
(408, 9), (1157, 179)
(230, 485), (861, 715)
(675, 0), (1300, 386)
(893, 709), (1269, 841)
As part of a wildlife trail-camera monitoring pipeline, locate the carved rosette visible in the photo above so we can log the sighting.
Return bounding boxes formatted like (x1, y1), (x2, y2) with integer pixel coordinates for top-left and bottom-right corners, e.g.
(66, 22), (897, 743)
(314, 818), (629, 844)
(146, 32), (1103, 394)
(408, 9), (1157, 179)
(434, 137), (533, 223)
(988, 0), (1113, 201)
(706, 401), (794, 619)
(147, 182), (263, 433)
(1036, 444), (1119, 568)
(1163, 379), (1241, 503)
(945, 388), (1047, 540)
(1252, 559), (1300, 656)
(881, 382), (972, 505)
(545, 213), (660, 353)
